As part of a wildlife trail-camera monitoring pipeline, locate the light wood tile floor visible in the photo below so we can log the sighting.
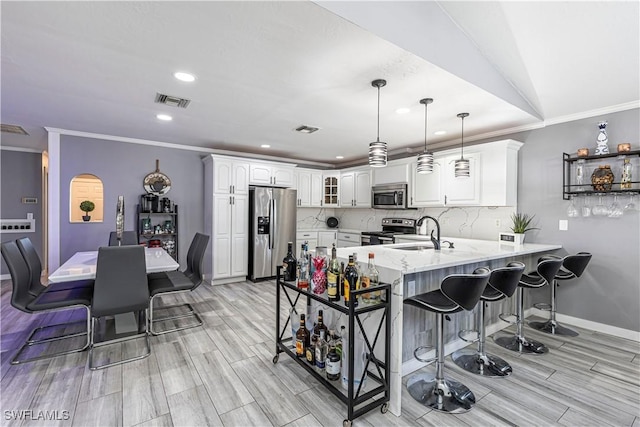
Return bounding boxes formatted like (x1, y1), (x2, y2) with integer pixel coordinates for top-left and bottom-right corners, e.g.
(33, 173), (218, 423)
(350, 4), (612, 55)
(1, 279), (639, 426)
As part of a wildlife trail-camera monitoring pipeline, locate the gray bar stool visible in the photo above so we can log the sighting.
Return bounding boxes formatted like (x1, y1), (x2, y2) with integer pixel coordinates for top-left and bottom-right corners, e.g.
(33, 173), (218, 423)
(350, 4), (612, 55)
(404, 267), (490, 414)
(494, 257), (563, 354)
(530, 252), (592, 336)
(452, 262), (525, 377)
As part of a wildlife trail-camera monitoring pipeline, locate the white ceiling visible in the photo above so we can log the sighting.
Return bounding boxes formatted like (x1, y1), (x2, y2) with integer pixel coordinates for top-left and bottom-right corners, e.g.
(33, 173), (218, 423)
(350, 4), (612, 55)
(1, 1), (638, 166)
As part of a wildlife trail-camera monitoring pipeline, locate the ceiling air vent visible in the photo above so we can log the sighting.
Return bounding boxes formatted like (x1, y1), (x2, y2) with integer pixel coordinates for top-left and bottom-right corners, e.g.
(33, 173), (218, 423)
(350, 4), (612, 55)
(295, 125), (320, 134)
(1, 124), (29, 135)
(154, 93), (191, 108)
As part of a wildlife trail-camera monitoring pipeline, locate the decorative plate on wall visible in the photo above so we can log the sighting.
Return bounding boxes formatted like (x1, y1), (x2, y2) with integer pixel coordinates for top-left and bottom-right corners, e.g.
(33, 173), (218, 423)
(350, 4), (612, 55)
(143, 159), (171, 195)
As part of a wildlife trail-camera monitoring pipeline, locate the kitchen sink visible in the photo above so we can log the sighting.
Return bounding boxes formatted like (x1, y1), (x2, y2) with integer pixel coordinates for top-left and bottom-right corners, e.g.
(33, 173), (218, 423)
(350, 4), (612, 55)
(392, 245), (434, 251)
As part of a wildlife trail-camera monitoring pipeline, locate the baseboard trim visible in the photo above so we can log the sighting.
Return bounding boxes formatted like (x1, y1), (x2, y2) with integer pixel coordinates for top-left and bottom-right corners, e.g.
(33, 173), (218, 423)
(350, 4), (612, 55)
(0, 274), (9, 280)
(209, 276), (247, 286)
(532, 308), (640, 342)
(402, 308), (536, 376)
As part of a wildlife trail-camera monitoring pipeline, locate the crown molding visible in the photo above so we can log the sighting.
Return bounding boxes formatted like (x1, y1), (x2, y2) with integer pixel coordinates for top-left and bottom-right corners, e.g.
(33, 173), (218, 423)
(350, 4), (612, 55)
(0, 145), (42, 153)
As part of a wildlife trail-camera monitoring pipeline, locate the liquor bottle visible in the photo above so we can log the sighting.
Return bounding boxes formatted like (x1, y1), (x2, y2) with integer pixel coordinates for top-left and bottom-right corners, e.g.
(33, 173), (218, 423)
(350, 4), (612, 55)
(315, 329), (328, 370)
(306, 339), (316, 366)
(343, 255), (358, 308)
(353, 252), (362, 304)
(282, 242), (296, 281)
(361, 253), (380, 304)
(326, 345), (341, 381)
(312, 310), (329, 343)
(297, 243), (309, 290)
(296, 314), (309, 358)
(327, 244), (341, 301)
(621, 158), (633, 189)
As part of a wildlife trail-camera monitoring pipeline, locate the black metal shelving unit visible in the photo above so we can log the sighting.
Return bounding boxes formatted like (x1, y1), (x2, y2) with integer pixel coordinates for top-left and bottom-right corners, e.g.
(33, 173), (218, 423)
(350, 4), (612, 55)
(136, 204), (179, 261)
(563, 150), (640, 200)
(274, 266), (391, 427)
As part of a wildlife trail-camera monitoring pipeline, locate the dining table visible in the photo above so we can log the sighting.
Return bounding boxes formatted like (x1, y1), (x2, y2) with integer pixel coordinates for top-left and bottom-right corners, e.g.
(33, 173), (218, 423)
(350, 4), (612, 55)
(49, 247), (179, 336)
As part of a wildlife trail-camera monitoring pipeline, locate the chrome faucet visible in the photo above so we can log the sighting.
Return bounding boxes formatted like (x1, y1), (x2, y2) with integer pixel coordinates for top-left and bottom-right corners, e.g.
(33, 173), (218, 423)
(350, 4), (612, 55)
(416, 215), (441, 250)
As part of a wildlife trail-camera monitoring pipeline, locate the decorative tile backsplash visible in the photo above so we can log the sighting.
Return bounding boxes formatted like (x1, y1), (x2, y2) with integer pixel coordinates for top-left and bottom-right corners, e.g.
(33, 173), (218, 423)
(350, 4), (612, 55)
(298, 206), (518, 241)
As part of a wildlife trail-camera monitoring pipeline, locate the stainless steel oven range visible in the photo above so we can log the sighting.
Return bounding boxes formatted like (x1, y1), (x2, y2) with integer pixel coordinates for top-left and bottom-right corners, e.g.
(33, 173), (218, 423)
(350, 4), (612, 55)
(361, 218), (417, 245)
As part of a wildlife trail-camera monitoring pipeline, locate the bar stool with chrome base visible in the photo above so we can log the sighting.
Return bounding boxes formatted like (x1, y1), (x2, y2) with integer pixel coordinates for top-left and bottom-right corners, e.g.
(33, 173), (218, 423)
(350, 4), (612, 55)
(494, 257), (563, 355)
(404, 267), (490, 413)
(529, 252), (592, 336)
(451, 262), (525, 377)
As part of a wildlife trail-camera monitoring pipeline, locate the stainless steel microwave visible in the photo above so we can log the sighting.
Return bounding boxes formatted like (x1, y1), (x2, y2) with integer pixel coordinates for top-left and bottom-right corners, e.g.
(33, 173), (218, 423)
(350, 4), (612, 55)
(371, 183), (408, 209)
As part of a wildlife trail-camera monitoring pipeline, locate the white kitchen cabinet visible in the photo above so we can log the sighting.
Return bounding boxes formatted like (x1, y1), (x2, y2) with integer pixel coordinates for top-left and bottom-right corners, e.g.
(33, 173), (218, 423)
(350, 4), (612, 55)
(409, 140), (521, 207)
(203, 155), (250, 282)
(322, 171), (340, 207)
(340, 168), (371, 208)
(295, 168), (323, 207)
(296, 231), (318, 254)
(373, 159), (409, 185)
(337, 231), (361, 248)
(249, 161), (295, 187)
(318, 230), (337, 248)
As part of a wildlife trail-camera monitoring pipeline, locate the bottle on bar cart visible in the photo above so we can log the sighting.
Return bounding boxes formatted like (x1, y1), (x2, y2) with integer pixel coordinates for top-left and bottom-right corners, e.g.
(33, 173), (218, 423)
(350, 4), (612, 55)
(315, 329), (328, 370)
(282, 242), (296, 281)
(312, 310), (329, 343)
(361, 252), (380, 304)
(343, 255), (359, 308)
(297, 242), (309, 290)
(296, 314), (309, 358)
(327, 244), (341, 302)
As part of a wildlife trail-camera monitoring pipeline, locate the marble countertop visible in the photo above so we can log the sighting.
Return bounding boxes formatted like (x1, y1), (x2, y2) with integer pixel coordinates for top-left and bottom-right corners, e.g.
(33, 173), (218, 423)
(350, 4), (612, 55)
(296, 228), (362, 234)
(336, 237), (562, 274)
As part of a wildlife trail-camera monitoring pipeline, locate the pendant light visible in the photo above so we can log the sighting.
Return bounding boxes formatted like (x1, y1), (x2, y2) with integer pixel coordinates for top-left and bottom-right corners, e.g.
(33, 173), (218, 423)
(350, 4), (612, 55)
(369, 79), (388, 167)
(455, 112), (470, 178)
(416, 98), (434, 174)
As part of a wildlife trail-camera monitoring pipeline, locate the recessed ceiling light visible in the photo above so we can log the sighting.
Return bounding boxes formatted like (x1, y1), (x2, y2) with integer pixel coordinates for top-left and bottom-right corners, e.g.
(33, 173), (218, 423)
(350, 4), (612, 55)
(434, 130), (447, 135)
(174, 72), (195, 82)
(261, 144), (271, 148)
(336, 156), (344, 159)
(156, 114), (172, 121)
(395, 107), (411, 114)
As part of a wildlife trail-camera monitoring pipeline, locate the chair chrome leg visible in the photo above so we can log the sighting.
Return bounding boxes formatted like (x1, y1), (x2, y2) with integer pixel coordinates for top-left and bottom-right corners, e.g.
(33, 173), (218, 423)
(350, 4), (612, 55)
(25, 320), (87, 344)
(494, 287), (548, 355)
(453, 302), (513, 376)
(407, 313), (476, 413)
(11, 306), (91, 365)
(529, 280), (578, 336)
(89, 315), (151, 370)
(149, 293), (203, 336)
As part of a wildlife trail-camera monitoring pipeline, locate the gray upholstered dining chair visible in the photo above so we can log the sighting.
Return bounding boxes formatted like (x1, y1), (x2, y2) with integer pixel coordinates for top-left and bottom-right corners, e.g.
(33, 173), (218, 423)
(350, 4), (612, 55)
(1, 240), (93, 365)
(146, 233), (209, 335)
(17, 237), (93, 297)
(108, 231), (138, 246)
(89, 245), (150, 370)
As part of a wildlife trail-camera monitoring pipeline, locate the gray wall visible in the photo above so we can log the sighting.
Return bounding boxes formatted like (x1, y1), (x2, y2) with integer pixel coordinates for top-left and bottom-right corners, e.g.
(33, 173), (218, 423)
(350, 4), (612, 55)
(517, 109), (639, 332)
(59, 135), (205, 267)
(0, 150), (43, 275)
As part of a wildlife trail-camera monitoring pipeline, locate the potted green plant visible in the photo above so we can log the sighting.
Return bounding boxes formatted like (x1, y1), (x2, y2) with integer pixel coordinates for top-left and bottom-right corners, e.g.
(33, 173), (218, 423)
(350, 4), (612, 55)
(510, 212), (539, 244)
(79, 200), (95, 222)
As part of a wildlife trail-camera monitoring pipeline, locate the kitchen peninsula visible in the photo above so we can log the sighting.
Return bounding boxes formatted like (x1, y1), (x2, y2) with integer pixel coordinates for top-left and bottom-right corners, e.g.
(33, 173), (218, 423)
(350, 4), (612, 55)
(335, 237), (562, 416)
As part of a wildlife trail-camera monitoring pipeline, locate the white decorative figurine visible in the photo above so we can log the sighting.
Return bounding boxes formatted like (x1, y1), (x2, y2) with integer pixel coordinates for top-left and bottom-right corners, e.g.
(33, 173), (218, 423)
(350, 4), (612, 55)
(595, 121), (609, 155)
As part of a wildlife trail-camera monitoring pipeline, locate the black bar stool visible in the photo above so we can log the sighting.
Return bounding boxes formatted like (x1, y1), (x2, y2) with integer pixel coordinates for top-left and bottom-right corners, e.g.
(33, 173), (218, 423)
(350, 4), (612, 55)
(452, 262), (525, 377)
(404, 267), (490, 414)
(529, 252), (592, 336)
(494, 257), (563, 354)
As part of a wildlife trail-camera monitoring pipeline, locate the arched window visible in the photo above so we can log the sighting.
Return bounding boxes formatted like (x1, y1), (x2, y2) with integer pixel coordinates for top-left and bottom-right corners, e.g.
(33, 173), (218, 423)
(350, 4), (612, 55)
(69, 174), (104, 223)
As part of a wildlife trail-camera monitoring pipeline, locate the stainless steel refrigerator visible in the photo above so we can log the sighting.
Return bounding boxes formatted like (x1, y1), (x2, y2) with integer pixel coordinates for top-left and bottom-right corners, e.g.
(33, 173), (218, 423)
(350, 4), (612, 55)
(248, 186), (297, 281)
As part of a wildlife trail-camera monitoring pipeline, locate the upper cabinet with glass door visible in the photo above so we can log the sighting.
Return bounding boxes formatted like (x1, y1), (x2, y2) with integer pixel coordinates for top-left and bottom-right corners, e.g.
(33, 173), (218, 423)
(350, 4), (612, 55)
(322, 171), (340, 207)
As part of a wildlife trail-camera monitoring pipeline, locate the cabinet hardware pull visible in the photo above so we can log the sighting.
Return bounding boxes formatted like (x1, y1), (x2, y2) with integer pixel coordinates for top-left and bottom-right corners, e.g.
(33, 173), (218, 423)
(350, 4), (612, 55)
(229, 196), (232, 205)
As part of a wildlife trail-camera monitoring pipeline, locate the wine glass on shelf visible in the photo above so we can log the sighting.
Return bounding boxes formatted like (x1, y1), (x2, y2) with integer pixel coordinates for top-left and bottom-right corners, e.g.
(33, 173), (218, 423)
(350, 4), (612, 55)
(566, 196), (579, 218)
(581, 195), (591, 217)
(624, 194), (637, 211)
(592, 194), (610, 217)
(608, 195), (623, 218)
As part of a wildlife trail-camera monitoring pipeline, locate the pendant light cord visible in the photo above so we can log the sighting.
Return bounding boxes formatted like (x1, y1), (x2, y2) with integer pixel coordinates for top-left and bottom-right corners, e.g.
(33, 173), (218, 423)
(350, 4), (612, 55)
(461, 114), (464, 158)
(376, 86), (381, 143)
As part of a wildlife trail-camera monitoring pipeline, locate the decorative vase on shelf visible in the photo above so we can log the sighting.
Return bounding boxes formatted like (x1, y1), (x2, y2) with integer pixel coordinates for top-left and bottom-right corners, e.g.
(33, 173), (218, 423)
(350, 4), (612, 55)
(591, 165), (614, 191)
(594, 121), (609, 155)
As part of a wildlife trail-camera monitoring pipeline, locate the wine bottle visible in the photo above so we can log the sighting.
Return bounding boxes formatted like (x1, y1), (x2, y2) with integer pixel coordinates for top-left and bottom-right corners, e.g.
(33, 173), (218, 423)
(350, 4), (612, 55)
(297, 243), (309, 290)
(361, 252), (380, 304)
(315, 329), (328, 370)
(327, 244), (341, 301)
(312, 310), (329, 343)
(343, 255), (358, 308)
(282, 242), (296, 281)
(296, 314), (309, 358)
